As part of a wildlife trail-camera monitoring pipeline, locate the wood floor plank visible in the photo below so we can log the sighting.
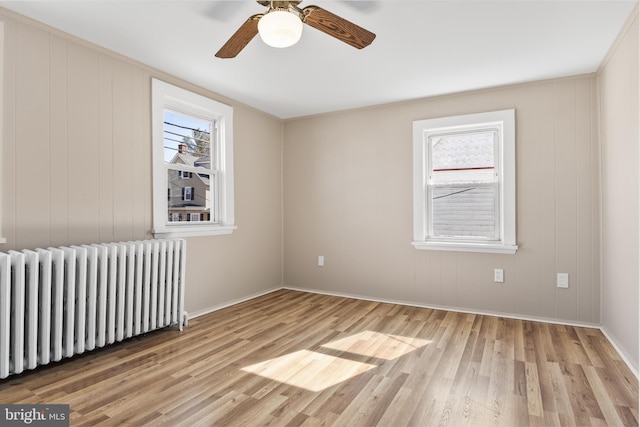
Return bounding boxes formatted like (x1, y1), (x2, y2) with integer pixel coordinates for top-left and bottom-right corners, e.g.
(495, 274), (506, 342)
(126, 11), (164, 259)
(0, 289), (636, 426)
(525, 361), (544, 417)
(583, 364), (627, 426)
(548, 362), (579, 426)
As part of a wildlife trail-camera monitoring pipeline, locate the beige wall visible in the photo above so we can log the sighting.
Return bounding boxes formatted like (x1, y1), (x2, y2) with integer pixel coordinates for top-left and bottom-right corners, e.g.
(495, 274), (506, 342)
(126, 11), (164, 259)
(1, 10), (283, 316)
(3, 5), (636, 370)
(284, 75), (601, 325)
(598, 8), (639, 372)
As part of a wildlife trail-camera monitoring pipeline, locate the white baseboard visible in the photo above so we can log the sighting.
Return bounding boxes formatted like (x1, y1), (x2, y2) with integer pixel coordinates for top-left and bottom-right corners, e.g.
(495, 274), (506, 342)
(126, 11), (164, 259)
(188, 285), (638, 379)
(600, 326), (639, 379)
(286, 286), (640, 378)
(283, 286), (601, 329)
(187, 286), (282, 319)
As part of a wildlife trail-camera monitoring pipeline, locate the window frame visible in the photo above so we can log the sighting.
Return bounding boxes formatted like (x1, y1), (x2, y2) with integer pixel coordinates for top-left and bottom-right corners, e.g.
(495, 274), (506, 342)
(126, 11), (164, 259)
(152, 79), (235, 238)
(412, 109), (517, 254)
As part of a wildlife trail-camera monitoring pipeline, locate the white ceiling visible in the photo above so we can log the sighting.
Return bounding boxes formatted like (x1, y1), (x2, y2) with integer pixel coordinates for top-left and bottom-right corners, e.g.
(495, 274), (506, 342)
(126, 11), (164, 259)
(0, 1), (636, 119)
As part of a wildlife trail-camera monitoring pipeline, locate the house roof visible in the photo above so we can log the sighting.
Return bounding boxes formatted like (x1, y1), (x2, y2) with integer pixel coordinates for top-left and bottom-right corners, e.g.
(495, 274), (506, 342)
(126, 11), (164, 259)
(171, 153), (211, 186)
(432, 132), (495, 171)
(173, 153), (202, 168)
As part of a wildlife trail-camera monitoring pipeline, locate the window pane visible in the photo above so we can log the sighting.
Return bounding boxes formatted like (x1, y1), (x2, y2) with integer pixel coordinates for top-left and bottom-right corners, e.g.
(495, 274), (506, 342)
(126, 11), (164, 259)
(431, 131), (495, 184)
(431, 185), (497, 239)
(167, 169), (212, 223)
(163, 110), (213, 166)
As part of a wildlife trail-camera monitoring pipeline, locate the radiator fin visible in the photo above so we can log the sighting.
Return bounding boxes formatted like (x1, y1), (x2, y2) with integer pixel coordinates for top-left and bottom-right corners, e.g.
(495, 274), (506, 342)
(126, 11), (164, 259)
(0, 239), (186, 379)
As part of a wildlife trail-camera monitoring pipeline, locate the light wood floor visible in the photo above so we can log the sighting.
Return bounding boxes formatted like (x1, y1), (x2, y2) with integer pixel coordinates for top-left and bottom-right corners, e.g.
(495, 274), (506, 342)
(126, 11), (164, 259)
(0, 289), (637, 426)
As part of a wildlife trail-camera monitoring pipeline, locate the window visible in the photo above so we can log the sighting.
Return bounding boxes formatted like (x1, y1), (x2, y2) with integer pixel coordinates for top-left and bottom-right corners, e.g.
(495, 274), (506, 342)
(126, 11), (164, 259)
(412, 109), (517, 254)
(152, 79), (235, 238)
(183, 186), (193, 201)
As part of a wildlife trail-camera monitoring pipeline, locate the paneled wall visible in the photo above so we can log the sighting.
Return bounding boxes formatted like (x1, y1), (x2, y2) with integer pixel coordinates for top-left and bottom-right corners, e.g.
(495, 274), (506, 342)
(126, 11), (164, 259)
(6, 24), (150, 249)
(284, 75), (601, 324)
(1, 10), (283, 316)
(599, 9), (639, 372)
(2, 6), (624, 334)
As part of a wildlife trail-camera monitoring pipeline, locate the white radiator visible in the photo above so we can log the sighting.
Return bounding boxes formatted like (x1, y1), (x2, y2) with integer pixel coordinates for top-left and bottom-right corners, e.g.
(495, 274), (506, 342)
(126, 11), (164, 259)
(0, 238), (187, 379)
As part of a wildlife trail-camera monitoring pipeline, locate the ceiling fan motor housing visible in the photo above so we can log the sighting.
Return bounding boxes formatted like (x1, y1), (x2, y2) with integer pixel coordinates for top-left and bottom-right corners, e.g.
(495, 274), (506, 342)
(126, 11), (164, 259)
(215, 0), (375, 58)
(258, 1), (303, 11)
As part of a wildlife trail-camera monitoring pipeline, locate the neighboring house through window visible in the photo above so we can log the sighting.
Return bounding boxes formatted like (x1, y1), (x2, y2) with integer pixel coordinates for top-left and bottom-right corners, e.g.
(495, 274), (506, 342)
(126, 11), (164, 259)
(412, 109), (517, 253)
(152, 79), (235, 238)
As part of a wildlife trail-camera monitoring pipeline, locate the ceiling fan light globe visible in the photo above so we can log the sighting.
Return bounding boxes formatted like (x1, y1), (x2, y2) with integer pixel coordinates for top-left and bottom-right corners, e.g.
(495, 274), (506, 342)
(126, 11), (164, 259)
(258, 10), (303, 48)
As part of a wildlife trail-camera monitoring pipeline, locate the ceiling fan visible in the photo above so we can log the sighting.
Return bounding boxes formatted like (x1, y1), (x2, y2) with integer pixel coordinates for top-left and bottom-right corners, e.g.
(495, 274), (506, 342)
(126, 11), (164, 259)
(215, 1), (376, 58)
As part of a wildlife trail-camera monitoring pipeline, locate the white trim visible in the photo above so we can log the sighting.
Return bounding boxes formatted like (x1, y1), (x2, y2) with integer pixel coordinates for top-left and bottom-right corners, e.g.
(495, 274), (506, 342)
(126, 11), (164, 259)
(187, 286), (281, 319)
(189, 286), (637, 379)
(153, 225), (236, 239)
(413, 109), (516, 253)
(412, 241), (518, 254)
(287, 287), (635, 377)
(597, 3), (639, 74)
(601, 326), (639, 379)
(151, 79), (234, 239)
(283, 286), (600, 329)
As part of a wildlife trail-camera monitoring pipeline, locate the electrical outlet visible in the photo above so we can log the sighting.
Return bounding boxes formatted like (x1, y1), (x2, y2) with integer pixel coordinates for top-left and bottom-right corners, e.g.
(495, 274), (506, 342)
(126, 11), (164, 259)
(494, 269), (504, 283)
(557, 273), (569, 288)
(318, 256), (324, 267)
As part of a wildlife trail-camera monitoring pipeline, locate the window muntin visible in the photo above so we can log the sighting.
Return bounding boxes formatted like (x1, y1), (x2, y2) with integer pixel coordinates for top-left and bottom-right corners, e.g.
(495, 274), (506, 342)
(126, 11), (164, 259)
(164, 110), (215, 224)
(152, 79), (234, 238)
(413, 109), (517, 254)
(427, 129), (500, 241)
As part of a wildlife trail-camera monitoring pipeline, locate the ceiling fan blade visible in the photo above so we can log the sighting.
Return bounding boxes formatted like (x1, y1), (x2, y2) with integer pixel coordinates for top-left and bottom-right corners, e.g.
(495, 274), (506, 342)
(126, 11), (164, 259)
(302, 6), (375, 49)
(215, 14), (262, 58)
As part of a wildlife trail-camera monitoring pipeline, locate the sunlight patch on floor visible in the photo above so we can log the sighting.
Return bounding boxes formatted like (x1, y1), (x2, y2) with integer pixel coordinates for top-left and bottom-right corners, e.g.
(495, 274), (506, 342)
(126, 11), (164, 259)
(241, 349), (377, 392)
(320, 331), (431, 360)
(241, 331), (431, 392)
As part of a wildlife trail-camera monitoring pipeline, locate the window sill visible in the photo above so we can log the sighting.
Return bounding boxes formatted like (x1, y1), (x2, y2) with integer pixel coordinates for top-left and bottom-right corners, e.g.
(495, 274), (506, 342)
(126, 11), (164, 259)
(153, 225), (236, 239)
(412, 241), (518, 254)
